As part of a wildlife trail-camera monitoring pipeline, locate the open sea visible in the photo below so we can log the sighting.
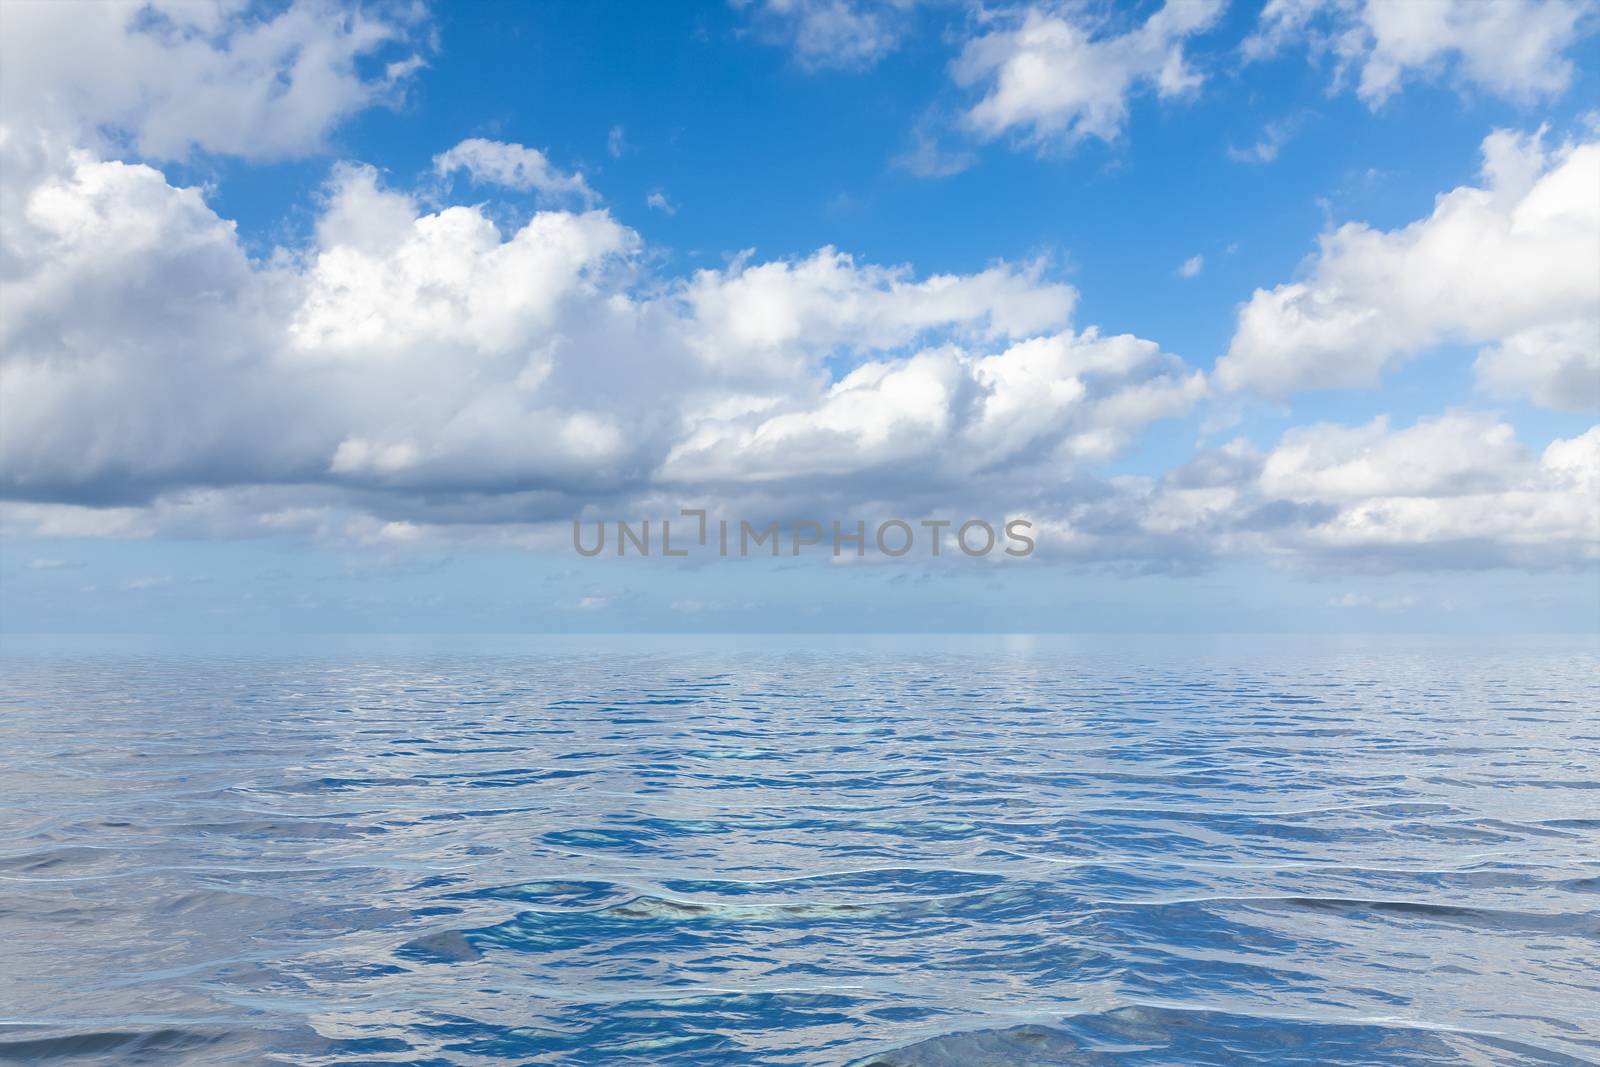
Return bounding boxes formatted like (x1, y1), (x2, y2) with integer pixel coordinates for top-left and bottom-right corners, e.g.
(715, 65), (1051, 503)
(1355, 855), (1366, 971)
(1, 635), (1597, 1066)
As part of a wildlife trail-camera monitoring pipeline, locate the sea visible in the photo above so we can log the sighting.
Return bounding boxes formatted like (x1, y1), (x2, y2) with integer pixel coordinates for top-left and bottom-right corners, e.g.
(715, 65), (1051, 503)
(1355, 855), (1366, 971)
(1, 634), (1597, 1066)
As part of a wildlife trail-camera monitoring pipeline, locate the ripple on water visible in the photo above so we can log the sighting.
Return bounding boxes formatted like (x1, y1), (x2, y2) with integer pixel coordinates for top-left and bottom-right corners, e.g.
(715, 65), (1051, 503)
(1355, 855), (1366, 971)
(1, 636), (1597, 1065)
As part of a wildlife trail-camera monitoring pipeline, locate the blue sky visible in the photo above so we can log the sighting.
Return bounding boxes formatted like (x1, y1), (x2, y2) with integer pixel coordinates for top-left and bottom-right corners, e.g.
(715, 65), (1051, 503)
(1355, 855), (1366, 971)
(0, 0), (1597, 633)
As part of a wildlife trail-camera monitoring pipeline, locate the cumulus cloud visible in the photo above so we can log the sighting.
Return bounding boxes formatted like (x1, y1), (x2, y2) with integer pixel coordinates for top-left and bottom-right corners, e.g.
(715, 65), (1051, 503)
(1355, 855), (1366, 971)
(2, 0), (1591, 585)
(0, 0), (426, 161)
(734, 0), (918, 70)
(1217, 128), (1600, 407)
(433, 139), (597, 204)
(1255, 415), (1599, 567)
(1245, 0), (1597, 106)
(291, 167), (632, 363)
(739, 1), (1226, 158)
(952, 0), (1224, 148)
(1258, 411), (1529, 500)
(660, 331), (1205, 484)
(4, 137), (1589, 578)
(1, 138), (1197, 533)
(678, 247), (1076, 381)
(1030, 413), (1600, 572)
(1474, 319), (1600, 412)
(0, 148), (299, 503)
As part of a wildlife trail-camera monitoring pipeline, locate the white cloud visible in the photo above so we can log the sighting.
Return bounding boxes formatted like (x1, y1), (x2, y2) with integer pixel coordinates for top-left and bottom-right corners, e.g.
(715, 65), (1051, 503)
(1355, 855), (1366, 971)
(1259, 411), (1526, 501)
(1028, 413), (1600, 571)
(1328, 592), (1419, 610)
(1474, 318), (1600, 412)
(1217, 128), (1600, 407)
(646, 190), (676, 214)
(1246, 0), (1596, 106)
(0, 148), (297, 500)
(4, 139), (1188, 529)
(1227, 115), (1300, 164)
(433, 139), (596, 204)
(5, 141), (1586, 579)
(0, 146), (645, 505)
(661, 331), (1204, 483)
(291, 167), (632, 360)
(375, 520), (422, 544)
(735, 0), (917, 70)
(1178, 254), (1204, 278)
(0, 0), (426, 161)
(952, 0), (1224, 148)
(893, 113), (977, 178)
(678, 247), (1077, 381)
(1266, 419), (1600, 565)
(2, 7), (1591, 584)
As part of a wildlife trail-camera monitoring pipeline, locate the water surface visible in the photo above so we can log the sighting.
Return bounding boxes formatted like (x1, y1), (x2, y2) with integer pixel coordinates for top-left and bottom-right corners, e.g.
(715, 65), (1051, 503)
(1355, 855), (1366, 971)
(2, 635), (1597, 1065)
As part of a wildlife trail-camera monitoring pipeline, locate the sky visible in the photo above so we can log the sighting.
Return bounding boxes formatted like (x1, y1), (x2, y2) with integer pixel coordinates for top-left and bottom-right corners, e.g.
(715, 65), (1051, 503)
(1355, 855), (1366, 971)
(0, 0), (1596, 634)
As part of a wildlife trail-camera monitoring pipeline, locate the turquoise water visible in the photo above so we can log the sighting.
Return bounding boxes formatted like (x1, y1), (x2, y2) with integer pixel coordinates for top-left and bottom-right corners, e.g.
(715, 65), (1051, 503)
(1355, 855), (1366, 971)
(1, 636), (1597, 1065)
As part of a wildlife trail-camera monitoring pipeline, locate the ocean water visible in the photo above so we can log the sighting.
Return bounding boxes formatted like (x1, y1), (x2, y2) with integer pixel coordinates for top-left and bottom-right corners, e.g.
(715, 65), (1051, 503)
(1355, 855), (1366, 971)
(1, 635), (1597, 1066)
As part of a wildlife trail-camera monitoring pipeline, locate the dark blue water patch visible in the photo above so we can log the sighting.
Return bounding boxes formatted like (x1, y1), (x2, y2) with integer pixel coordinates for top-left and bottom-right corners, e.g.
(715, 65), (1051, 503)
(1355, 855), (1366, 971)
(403, 883), (1088, 964)
(0, 1028), (237, 1064)
(659, 867), (1010, 897)
(848, 1005), (1596, 1066)
(415, 991), (866, 1063)
(448, 878), (631, 907)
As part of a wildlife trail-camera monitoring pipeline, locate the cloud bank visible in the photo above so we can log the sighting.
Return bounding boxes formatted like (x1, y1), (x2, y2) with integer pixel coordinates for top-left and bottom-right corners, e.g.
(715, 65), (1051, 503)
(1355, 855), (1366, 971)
(0, 0), (1594, 582)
